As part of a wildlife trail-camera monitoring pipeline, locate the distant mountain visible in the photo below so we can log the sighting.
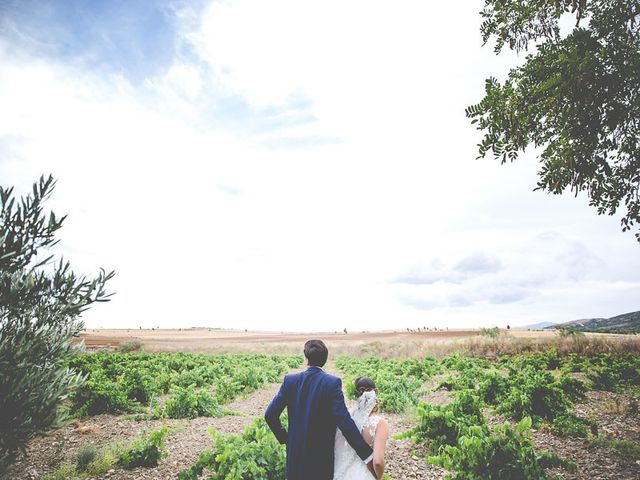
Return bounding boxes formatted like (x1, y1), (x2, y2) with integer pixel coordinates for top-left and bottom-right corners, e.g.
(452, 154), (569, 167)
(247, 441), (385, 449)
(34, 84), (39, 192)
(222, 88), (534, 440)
(549, 310), (640, 333)
(525, 321), (559, 329)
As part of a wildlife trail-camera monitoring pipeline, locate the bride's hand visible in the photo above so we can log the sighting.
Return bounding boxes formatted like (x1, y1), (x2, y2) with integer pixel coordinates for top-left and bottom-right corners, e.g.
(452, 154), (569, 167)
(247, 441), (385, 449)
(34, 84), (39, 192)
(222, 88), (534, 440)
(366, 460), (376, 477)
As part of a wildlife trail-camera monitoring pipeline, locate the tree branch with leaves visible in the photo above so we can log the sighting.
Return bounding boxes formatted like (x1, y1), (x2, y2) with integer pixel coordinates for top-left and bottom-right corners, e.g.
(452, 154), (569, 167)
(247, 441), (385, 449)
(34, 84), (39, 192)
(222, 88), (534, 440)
(468, 0), (640, 241)
(0, 175), (114, 473)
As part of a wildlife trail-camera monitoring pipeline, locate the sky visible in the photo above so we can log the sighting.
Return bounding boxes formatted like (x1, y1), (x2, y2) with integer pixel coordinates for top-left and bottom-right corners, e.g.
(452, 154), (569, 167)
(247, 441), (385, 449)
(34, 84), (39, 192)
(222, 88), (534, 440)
(1, 0), (638, 331)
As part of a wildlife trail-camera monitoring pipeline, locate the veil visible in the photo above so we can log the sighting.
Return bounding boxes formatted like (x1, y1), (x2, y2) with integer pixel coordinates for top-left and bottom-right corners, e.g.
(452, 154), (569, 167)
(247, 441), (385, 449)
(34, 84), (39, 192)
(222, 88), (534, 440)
(351, 390), (378, 430)
(333, 390), (379, 479)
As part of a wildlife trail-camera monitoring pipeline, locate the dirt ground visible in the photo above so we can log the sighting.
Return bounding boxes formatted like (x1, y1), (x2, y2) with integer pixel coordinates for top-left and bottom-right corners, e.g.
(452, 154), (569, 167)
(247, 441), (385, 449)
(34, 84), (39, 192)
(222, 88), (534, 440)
(8, 361), (447, 480)
(8, 363), (639, 480)
(6, 378), (294, 480)
(8, 329), (639, 479)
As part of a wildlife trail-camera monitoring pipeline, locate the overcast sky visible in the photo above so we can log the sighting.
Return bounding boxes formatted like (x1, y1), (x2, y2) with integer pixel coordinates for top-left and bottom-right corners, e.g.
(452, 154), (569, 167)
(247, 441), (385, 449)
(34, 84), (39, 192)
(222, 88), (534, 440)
(1, 0), (638, 331)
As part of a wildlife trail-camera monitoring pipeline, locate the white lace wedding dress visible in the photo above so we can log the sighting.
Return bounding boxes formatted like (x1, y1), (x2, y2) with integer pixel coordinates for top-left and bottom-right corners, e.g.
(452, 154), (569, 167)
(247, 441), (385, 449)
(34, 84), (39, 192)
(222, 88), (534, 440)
(333, 391), (381, 480)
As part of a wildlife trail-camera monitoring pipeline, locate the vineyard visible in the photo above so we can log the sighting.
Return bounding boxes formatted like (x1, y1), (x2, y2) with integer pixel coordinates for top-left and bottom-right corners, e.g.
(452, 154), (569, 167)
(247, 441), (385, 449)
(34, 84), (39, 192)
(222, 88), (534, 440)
(336, 350), (640, 479)
(66, 352), (301, 419)
(6, 349), (640, 479)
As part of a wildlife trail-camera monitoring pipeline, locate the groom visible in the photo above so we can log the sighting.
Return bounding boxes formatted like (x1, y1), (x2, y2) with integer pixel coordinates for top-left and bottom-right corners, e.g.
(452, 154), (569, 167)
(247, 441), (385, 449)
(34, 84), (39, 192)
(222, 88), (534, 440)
(265, 339), (374, 480)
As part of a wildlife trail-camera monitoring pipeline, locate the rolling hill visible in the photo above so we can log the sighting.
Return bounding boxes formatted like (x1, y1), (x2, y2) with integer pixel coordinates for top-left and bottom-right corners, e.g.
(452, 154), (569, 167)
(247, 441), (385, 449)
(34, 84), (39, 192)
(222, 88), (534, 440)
(550, 310), (640, 333)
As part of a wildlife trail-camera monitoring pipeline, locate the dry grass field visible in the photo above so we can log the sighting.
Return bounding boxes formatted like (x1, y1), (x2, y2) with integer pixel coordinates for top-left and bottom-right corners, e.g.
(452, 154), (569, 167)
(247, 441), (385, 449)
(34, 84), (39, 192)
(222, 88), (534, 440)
(78, 327), (640, 358)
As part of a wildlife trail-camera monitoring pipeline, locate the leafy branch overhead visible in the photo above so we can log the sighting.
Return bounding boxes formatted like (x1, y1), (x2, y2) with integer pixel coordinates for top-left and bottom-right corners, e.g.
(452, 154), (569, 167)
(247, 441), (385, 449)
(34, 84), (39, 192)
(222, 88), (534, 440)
(467, 0), (640, 241)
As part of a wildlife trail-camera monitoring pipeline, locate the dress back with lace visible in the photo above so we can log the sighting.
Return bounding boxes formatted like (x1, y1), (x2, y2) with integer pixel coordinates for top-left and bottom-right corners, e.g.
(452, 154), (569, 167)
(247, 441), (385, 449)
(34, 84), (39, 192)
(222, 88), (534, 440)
(333, 391), (381, 480)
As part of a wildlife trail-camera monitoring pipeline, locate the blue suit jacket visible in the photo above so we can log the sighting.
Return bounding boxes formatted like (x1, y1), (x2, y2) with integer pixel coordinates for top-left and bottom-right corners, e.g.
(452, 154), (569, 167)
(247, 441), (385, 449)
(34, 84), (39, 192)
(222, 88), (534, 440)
(265, 366), (373, 480)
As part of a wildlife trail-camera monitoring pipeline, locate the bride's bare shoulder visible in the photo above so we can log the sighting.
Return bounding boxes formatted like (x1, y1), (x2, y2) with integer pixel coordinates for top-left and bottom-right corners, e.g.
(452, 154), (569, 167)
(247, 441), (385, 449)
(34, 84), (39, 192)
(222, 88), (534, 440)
(371, 415), (388, 431)
(368, 414), (386, 426)
(374, 416), (389, 440)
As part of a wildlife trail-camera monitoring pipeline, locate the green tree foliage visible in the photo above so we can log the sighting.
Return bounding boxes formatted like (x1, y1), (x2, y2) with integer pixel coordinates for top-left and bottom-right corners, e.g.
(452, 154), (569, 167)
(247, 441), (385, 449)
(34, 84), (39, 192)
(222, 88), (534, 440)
(468, 1), (640, 241)
(0, 176), (113, 473)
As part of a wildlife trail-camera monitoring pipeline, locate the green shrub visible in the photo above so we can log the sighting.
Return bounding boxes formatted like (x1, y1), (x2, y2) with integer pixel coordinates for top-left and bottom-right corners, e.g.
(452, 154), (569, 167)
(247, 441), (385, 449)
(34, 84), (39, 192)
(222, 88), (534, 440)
(551, 413), (594, 438)
(401, 390), (486, 451)
(477, 371), (509, 404)
(437, 371), (478, 392)
(234, 366), (267, 393)
(438, 356), (491, 392)
(178, 450), (216, 480)
(556, 328), (585, 340)
(121, 367), (159, 404)
(556, 374), (586, 402)
(46, 441), (125, 479)
(495, 369), (571, 424)
(337, 356), (442, 409)
(0, 176), (113, 473)
(585, 354), (640, 392)
(174, 369), (208, 388)
(214, 377), (243, 404)
(66, 352), (300, 417)
(83, 442), (126, 475)
(537, 451), (577, 471)
(560, 353), (590, 373)
(118, 426), (169, 469)
(505, 350), (560, 371)
(481, 327), (501, 338)
(430, 417), (574, 479)
(337, 356), (423, 413)
(559, 353), (640, 392)
(178, 419), (285, 480)
(75, 445), (98, 472)
(162, 385), (226, 419)
(441, 354), (490, 372)
(367, 372), (420, 413)
(118, 340), (142, 353)
(70, 370), (139, 416)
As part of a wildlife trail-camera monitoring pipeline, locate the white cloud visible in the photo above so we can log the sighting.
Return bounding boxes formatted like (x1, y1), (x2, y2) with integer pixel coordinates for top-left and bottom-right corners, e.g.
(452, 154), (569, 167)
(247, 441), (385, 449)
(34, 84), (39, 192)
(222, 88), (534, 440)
(150, 62), (203, 101)
(388, 232), (639, 327)
(0, 1), (638, 331)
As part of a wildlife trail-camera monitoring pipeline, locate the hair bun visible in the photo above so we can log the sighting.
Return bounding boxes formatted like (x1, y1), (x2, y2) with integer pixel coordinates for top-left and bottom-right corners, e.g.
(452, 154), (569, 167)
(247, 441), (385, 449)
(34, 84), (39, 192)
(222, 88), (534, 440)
(353, 376), (376, 394)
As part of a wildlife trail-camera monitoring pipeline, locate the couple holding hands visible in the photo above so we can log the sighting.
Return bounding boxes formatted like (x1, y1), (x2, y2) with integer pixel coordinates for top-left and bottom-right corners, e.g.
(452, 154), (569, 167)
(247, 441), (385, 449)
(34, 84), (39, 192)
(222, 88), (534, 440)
(265, 340), (389, 480)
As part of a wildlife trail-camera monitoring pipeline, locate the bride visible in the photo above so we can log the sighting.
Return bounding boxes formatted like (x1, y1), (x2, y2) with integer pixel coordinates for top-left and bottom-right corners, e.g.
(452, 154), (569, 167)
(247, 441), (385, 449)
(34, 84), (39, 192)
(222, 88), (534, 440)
(334, 377), (389, 480)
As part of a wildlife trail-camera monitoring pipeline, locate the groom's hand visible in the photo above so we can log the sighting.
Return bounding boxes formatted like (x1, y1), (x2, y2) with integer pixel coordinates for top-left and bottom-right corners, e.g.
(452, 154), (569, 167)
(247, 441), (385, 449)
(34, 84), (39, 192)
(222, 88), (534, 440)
(366, 460), (376, 477)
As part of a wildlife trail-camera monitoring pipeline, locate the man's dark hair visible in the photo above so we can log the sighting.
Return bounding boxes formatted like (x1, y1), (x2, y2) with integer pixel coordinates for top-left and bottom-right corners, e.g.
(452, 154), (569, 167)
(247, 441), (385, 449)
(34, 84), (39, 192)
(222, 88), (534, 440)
(304, 339), (328, 367)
